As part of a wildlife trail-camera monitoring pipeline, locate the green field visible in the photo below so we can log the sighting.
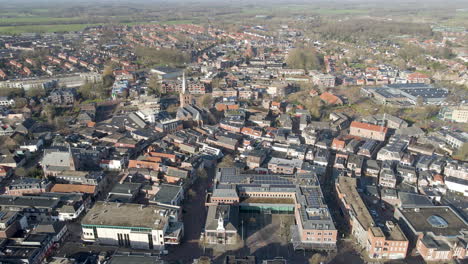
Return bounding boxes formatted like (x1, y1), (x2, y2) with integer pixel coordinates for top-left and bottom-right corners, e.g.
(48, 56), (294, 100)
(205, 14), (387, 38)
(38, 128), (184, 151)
(0, 24), (100, 34)
(240, 5), (368, 16)
(123, 20), (195, 26)
(311, 8), (368, 15)
(0, 16), (84, 25)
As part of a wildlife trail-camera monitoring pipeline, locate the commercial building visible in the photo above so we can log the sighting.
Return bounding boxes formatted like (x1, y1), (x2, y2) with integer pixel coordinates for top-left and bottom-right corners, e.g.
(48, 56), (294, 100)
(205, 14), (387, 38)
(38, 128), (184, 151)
(395, 206), (468, 261)
(81, 202), (183, 250)
(336, 177), (409, 260)
(210, 168), (337, 251)
(362, 83), (449, 105)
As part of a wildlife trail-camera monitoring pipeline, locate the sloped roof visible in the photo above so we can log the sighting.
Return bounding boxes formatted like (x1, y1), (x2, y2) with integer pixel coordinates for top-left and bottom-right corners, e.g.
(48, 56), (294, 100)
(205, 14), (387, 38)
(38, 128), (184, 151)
(320, 92), (342, 105)
(351, 121), (388, 133)
(51, 184), (96, 194)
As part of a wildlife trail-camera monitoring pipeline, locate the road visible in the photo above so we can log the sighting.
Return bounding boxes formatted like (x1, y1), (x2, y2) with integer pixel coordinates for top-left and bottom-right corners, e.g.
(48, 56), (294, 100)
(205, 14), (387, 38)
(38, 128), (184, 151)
(162, 168), (215, 262)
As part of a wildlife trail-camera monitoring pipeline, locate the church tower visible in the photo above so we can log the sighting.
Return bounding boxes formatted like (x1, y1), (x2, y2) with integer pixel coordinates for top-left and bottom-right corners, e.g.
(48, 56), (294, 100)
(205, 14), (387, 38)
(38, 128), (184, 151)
(179, 71), (193, 107)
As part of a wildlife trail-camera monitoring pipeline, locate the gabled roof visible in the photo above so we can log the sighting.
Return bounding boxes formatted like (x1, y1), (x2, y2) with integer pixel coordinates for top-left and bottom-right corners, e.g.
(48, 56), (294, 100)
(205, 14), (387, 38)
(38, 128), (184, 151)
(351, 121), (388, 134)
(320, 92), (342, 105)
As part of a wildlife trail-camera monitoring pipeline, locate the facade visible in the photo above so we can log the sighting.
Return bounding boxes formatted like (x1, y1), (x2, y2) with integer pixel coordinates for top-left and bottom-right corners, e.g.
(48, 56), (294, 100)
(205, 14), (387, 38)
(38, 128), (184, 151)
(439, 105), (468, 123)
(336, 177), (408, 260)
(395, 206), (468, 261)
(445, 131), (467, 149)
(81, 202), (183, 250)
(350, 121), (388, 141)
(367, 223), (409, 260)
(0, 195), (60, 222)
(5, 178), (51, 196)
(49, 89), (76, 105)
(0, 97), (15, 106)
(362, 84), (449, 105)
(212, 168), (338, 251)
(379, 167), (397, 188)
(204, 205), (239, 245)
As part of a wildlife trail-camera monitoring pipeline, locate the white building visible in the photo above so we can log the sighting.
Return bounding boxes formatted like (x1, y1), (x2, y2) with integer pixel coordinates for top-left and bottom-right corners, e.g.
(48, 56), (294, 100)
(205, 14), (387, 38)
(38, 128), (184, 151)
(445, 177), (468, 196)
(0, 97), (15, 106)
(440, 105), (468, 123)
(81, 202), (183, 250)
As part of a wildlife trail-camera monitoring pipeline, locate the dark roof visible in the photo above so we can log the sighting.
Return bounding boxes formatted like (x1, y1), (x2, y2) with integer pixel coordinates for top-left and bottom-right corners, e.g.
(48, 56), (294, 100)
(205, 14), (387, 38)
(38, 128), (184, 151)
(398, 206), (467, 237)
(205, 204), (239, 232)
(152, 184), (182, 205)
(398, 192), (433, 208)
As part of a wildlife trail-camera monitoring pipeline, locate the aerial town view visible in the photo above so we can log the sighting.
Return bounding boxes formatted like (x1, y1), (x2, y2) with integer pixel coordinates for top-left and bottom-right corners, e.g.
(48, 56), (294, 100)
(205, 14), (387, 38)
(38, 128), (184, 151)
(0, 0), (466, 263)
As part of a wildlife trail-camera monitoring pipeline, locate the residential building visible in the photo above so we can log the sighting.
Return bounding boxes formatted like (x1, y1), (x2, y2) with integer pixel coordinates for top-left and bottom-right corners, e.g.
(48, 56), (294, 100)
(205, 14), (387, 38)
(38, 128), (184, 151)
(49, 89), (76, 105)
(439, 105), (468, 123)
(445, 131), (467, 149)
(336, 177), (409, 259)
(5, 178), (51, 196)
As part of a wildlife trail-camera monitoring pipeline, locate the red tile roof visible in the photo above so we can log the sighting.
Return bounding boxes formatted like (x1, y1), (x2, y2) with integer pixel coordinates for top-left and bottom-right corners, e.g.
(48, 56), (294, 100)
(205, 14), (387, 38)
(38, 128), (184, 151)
(351, 121), (388, 133)
(51, 184), (96, 194)
(320, 92), (342, 105)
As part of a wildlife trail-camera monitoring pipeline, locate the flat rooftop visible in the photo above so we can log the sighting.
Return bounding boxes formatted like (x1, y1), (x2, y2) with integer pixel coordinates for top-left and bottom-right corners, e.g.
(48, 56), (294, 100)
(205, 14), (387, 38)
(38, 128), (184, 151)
(82, 202), (169, 230)
(240, 197), (295, 204)
(336, 177), (375, 230)
(386, 224), (408, 241)
(399, 206), (467, 237)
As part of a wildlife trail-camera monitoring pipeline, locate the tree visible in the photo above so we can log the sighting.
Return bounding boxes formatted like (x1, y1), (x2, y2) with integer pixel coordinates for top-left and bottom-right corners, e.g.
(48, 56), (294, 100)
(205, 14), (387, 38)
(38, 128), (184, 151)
(398, 44), (425, 63)
(147, 75), (162, 95)
(416, 96), (424, 107)
(102, 74), (115, 88)
(15, 167), (27, 177)
(309, 253), (327, 264)
(217, 155), (235, 168)
(199, 94), (214, 108)
(121, 89), (129, 99)
(287, 46), (323, 72)
(103, 65), (114, 77)
(197, 167), (208, 180)
(27, 168), (44, 179)
(166, 104), (178, 114)
(26, 87), (46, 98)
(197, 257), (211, 264)
(14, 98), (28, 109)
(187, 188), (197, 199)
(135, 46), (190, 68)
(0, 88), (25, 97)
(54, 116), (68, 130)
(42, 105), (56, 123)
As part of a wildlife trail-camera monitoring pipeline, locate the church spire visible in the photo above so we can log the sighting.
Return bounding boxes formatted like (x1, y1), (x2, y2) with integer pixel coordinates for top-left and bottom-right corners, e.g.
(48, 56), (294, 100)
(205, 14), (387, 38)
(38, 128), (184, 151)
(182, 70), (186, 94)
